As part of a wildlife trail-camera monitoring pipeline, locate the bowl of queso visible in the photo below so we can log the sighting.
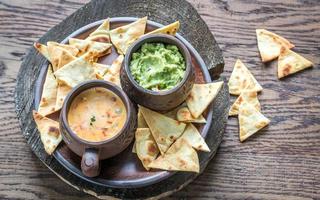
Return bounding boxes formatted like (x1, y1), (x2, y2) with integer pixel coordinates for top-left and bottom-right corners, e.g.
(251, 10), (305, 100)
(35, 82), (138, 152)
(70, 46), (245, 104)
(121, 34), (195, 111)
(60, 80), (137, 177)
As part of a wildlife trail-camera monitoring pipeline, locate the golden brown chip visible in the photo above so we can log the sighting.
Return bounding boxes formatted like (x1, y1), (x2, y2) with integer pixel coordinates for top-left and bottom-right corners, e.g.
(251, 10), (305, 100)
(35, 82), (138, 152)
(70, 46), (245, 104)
(103, 55), (124, 87)
(54, 52), (97, 87)
(109, 17), (147, 54)
(38, 65), (58, 116)
(55, 83), (72, 111)
(238, 102), (270, 142)
(176, 107), (206, 123)
(68, 38), (112, 57)
(228, 59), (262, 95)
(278, 47), (313, 79)
(186, 81), (223, 118)
(139, 106), (186, 155)
(148, 138), (199, 172)
(147, 21), (180, 35)
(33, 111), (62, 155)
(256, 29), (294, 62)
(177, 124), (210, 152)
(229, 90), (260, 116)
(135, 128), (159, 170)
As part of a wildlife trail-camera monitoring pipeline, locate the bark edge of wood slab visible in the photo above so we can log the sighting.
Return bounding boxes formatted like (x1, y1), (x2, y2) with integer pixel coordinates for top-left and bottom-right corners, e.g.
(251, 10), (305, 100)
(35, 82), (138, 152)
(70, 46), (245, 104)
(14, 0), (228, 199)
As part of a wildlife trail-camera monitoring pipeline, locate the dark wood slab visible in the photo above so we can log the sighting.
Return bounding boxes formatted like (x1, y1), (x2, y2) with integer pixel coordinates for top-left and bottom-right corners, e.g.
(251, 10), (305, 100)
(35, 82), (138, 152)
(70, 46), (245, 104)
(1, 0), (320, 199)
(15, 1), (229, 199)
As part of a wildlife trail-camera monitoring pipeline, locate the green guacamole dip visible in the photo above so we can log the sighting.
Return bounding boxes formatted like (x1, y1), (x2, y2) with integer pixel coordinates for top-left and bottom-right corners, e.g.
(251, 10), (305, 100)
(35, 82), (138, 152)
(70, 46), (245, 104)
(130, 43), (186, 91)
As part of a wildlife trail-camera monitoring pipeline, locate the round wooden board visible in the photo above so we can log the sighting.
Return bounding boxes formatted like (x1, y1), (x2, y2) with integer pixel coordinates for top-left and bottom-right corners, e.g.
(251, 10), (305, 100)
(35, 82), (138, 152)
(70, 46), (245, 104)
(15, 0), (229, 199)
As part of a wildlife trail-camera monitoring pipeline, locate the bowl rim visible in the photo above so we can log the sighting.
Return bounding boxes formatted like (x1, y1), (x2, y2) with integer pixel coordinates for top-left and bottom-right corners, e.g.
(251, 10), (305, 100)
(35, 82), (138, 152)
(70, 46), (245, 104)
(60, 80), (133, 147)
(123, 33), (192, 96)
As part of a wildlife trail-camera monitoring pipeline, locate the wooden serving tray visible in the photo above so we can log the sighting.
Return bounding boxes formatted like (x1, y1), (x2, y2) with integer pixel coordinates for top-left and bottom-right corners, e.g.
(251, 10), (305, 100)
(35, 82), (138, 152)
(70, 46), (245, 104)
(15, 1), (229, 199)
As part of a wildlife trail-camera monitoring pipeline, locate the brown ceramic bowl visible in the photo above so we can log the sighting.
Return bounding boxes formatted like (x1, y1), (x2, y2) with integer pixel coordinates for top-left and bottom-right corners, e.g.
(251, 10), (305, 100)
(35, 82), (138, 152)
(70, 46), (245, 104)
(59, 80), (137, 177)
(120, 34), (195, 111)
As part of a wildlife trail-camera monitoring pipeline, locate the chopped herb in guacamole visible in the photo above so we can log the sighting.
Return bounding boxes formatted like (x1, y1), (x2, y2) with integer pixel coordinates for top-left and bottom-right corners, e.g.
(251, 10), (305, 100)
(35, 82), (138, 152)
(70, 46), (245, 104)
(130, 43), (186, 90)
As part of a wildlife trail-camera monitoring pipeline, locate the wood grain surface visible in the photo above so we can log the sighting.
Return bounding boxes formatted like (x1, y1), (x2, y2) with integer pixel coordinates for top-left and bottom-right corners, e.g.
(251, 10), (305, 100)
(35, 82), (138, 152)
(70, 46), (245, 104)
(1, 0), (320, 199)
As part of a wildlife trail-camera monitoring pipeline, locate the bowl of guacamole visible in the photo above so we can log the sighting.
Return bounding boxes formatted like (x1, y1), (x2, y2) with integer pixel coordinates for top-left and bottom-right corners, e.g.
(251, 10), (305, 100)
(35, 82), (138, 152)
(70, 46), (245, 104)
(130, 42), (186, 91)
(121, 34), (195, 111)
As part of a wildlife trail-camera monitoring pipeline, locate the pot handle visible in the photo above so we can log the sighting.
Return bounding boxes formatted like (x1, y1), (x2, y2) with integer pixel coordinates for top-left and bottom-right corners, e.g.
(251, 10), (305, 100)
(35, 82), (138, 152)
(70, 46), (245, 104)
(81, 148), (100, 177)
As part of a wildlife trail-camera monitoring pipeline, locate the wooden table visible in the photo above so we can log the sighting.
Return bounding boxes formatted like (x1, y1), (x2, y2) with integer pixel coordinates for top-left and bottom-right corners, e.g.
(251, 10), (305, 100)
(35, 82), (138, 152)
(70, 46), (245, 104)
(1, 0), (319, 199)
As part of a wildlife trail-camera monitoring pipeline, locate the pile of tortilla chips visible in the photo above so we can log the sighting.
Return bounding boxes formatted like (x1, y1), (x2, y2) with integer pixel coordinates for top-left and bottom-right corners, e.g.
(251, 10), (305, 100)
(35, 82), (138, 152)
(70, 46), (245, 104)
(228, 59), (270, 142)
(228, 29), (313, 142)
(256, 29), (313, 78)
(133, 81), (223, 172)
(32, 17), (182, 156)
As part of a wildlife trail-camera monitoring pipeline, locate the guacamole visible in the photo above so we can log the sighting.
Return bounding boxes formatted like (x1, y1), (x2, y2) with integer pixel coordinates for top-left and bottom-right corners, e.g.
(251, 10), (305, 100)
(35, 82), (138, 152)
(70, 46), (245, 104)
(130, 43), (186, 91)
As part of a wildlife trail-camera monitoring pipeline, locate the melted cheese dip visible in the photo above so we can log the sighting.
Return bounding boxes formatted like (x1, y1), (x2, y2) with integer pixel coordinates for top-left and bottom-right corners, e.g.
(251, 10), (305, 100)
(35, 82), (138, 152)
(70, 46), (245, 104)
(68, 87), (127, 142)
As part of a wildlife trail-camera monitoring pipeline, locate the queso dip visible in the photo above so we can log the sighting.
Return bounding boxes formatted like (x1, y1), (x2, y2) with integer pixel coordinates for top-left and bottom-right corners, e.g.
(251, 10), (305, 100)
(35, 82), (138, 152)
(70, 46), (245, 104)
(68, 87), (127, 142)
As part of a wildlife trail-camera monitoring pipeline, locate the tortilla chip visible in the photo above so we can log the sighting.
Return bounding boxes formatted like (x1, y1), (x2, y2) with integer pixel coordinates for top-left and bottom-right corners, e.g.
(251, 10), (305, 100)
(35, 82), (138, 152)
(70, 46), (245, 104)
(55, 83), (72, 111)
(138, 109), (148, 128)
(256, 29), (294, 62)
(47, 41), (79, 56)
(47, 44), (76, 71)
(109, 17), (147, 54)
(139, 106), (186, 155)
(148, 138), (199, 172)
(135, 128), (160, 170)
(34, 42), (50, 60)
(278, 47), (313, 79)
(178, 124), (210, 152)
(54, 53), (97, 87)
(239, 102), (270, 142)
(68, 38), (112, 57)
(38, 65), (58, 116)
(147, 21), (180, 35)
(186, 81), (223, 118)
(93, 63), (110, 77)
(103, 55), (124, 87)
(176, 107), (206, 123)
(228, 59), (263, 95)
(229, 90), (260, 116)
(33, 111), (62, 155)
(89, 19), (110, 37)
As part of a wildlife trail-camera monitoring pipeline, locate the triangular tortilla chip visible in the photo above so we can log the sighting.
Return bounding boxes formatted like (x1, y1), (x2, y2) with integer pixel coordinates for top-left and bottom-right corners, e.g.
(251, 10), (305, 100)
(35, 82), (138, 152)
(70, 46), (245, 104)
(47, 43), (76, 71)
(139, 106), (186, 155)
(68, 38), (112, 57)
(89, 19), (110, 37)
(228, 59), (263, 95)
(47, 41), (79, 56)
(256, 29), (294, 62)
(278, 48), (313, 79)
(239, 102), (270, 142)
(38, 65), (58, 116)
(229, 90), (260, 116)
(103, 55), (124, 87)
(33, 111), (62, 155)
(176, 107), (206, 123)
(148, 139), (199, 172)
(93, 63), (110, 77)
(54, 53), (97, 87)
(109, 17), (147, 54)
(138, 108), (148, 128)
(177, 124), (210, 152)
(147, 21), (180, 35)
(135, 128), (159, 170)
(34, 42), (50, 60)
(186, 81), (223, 118)
(55, 83), (72, 111)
